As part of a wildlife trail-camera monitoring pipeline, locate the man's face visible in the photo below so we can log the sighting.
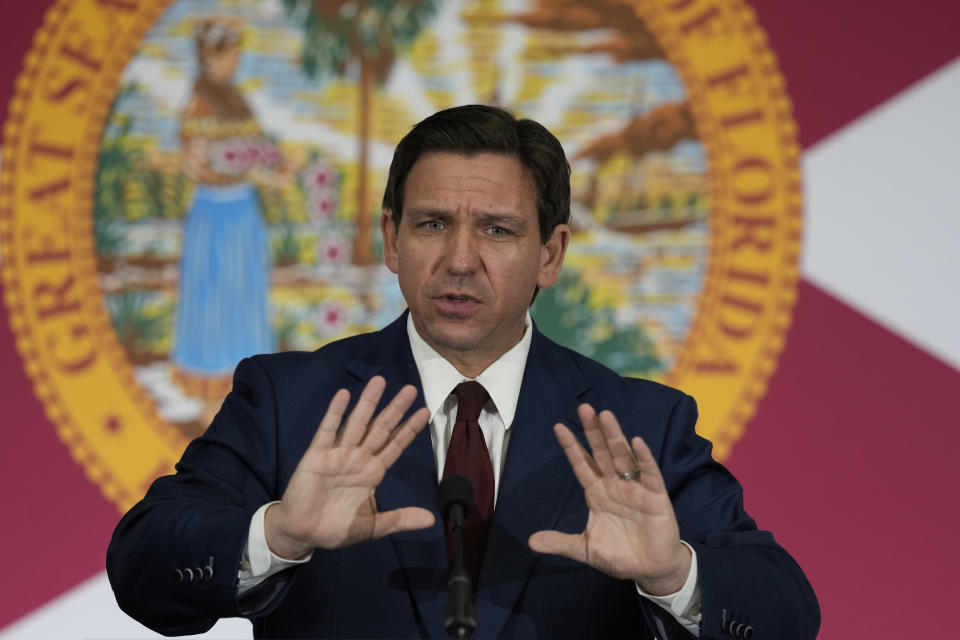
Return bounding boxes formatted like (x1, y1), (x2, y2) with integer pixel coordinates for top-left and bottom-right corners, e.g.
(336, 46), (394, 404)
(381, 152), (569, 375)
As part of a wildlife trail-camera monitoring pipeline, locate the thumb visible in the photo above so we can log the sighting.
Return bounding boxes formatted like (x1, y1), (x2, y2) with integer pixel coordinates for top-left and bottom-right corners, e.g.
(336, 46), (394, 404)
(371, 507), (435, 539)
(528, 530), (586, 564)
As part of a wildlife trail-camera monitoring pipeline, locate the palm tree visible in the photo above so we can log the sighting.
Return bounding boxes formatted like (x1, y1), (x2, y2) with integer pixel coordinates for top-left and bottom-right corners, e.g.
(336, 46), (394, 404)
(283, 0), (437, 265)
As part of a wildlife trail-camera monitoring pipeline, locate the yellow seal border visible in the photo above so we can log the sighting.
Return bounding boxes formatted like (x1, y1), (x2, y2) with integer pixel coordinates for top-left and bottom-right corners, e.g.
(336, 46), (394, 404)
(638, 0), (802, 459)
(2, 0), (182, 512)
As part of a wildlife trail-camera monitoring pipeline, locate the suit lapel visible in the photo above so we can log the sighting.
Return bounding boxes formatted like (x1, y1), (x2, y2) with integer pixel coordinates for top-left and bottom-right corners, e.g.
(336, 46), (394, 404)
(347, 314), (449, 639)
(474, 329), (592, 639)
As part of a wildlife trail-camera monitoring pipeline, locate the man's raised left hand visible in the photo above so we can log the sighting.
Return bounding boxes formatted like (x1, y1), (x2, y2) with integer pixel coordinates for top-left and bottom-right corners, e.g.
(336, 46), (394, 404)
(528, 404), (692, 596)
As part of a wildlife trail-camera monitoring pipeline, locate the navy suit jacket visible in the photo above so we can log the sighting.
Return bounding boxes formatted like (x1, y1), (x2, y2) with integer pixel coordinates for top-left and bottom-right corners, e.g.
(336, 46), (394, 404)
(107, 313), (819, 639)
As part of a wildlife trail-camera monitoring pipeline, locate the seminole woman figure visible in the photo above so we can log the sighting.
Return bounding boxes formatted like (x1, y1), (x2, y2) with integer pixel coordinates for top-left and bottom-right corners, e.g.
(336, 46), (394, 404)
(172, 18), (276, 406)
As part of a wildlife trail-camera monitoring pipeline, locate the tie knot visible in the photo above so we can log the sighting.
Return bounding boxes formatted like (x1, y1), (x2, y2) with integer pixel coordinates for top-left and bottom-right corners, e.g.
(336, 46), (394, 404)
(453, 381), (489, 422)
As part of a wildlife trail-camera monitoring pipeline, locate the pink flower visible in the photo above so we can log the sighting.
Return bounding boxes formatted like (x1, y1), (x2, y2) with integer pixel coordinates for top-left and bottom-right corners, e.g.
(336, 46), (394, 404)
(252, 139), (281, 167)
(208, 138), (281, 174)
(301, 160), (338, 194)
(308, 189), (338, 221)
(316, 233), (350, 265)
(210, 137), (254, 174)
(316, 301), (348, 337)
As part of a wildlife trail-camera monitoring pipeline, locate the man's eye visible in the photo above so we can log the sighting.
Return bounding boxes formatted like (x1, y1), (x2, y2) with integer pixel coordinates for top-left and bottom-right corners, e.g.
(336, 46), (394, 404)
(424, 220), (444, 231)
(487, 226), (510, 237)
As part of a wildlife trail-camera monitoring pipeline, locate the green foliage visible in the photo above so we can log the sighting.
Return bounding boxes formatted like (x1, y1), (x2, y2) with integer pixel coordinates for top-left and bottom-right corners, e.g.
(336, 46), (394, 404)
(283, 0), (438, 80)
(273, 222), (302, 266)
(95, 81), (190, 233)
(258, 187), (290, 225)
(106, 291), (171, 356)
(127, 167), (191, 220)
(272, 307), (300, 352)
(301, 9), (351, 77)
(532, 270), (662, 378)
(94, 83), (141, 251)
(94, 215), (125, 257)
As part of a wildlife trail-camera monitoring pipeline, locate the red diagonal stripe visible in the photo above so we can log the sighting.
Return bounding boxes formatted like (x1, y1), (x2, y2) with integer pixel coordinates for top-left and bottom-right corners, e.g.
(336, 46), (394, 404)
(728, 281), (960, 636)
(0, 303), (120, 629)
(749, 0), (960, 147)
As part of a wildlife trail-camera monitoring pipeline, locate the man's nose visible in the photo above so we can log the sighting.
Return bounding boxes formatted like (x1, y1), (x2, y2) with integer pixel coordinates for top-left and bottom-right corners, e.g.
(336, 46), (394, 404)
(443, 227), (480, 274)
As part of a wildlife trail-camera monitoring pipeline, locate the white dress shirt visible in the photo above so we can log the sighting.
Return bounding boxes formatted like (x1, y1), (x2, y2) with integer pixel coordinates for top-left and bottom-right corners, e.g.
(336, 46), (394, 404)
(239, 314), (701, 635)
(407, 313), (528, 497)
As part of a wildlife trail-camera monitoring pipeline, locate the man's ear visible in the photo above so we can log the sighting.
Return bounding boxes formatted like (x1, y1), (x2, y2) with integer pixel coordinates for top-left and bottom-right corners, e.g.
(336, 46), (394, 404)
(537, 223), (571, 289)
(380, 209), (399, 274)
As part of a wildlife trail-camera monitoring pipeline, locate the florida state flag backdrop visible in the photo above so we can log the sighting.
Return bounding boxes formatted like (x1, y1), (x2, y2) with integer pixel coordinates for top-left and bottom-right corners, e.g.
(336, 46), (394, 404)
(1, 1), (958, 638)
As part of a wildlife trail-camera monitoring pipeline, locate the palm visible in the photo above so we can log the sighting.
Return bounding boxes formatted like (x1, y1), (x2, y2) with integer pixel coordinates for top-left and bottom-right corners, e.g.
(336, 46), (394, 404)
(266, 377), (434, 558)
(529, 404), (690, 594)
(287, 448), (385, 548)
(576, 471), (680, 581)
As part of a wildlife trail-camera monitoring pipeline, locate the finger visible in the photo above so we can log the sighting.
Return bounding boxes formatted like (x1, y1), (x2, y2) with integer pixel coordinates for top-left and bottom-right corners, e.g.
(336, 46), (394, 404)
(597, 410), (640, 476)
(553, 423), (601, 488)
(309, 388), (350, 450)
(630, 435), (667, 493)
(378, 407), (431, 468)
(371, 507), (436, 539)
(338, 376), (387, 447)
(528, 530), (586, 565)
(361, 384), (419, 453)
(579, 403), (616, 474)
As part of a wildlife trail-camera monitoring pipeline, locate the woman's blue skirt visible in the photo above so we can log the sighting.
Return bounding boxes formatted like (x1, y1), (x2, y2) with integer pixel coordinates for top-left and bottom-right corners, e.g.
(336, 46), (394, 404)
(172, 183), (273, 375)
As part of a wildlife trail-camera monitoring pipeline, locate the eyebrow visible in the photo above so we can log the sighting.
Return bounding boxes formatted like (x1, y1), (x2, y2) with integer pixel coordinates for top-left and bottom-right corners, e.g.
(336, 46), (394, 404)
(405, 208), (530, 231)
(405, 208), (450, 220)
(476, 212), (530, 231)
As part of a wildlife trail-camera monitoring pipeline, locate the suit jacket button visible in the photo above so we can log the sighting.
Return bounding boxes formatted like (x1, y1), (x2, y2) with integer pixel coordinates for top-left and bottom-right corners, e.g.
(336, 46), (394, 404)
(195, 567), (204, 581)
(204, 566), (214, 581)
(184, 567), (194, 583)
(174, 569), (184, 583)
(743, 626), (754, 639)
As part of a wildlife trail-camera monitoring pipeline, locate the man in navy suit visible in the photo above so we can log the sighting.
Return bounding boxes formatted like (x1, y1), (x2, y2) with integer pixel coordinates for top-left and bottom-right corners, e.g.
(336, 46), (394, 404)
(107, 105), (819, 639)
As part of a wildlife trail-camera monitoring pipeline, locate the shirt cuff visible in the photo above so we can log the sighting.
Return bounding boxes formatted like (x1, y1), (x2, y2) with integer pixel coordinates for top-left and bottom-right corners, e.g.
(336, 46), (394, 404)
(635, 541), (702, 636)
(238, 502), (313, 594)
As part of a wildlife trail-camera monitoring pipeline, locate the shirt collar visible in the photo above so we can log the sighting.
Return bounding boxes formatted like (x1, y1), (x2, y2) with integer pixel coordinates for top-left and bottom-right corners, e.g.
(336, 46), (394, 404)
(406, 312), (532, 430)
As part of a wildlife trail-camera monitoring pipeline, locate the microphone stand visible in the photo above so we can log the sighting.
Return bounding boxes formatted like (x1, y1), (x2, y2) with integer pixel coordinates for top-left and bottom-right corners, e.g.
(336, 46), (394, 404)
(445, 499), (476, 639)
(439, 474), (476, 640)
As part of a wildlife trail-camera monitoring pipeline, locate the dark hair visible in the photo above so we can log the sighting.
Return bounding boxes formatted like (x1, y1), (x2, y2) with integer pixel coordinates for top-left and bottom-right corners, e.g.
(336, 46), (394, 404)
(382, 104), (571, 242)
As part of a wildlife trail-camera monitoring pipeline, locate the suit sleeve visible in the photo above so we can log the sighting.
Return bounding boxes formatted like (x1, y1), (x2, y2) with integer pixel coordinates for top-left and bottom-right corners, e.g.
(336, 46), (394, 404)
(656, 393), (820, 640)
(106, 356), (294, 635)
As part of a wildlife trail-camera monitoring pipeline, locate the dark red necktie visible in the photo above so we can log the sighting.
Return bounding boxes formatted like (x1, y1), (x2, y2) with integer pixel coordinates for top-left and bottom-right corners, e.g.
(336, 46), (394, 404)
(442, 381), (494, 589)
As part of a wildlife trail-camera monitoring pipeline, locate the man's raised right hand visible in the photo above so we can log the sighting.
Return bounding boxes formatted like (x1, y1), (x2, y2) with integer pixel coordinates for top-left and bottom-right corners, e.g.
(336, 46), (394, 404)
(264, 376), (434, 560)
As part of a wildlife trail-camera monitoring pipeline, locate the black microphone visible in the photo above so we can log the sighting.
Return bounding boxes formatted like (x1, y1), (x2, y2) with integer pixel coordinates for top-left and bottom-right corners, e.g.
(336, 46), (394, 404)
(438, 474), (476, 639)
